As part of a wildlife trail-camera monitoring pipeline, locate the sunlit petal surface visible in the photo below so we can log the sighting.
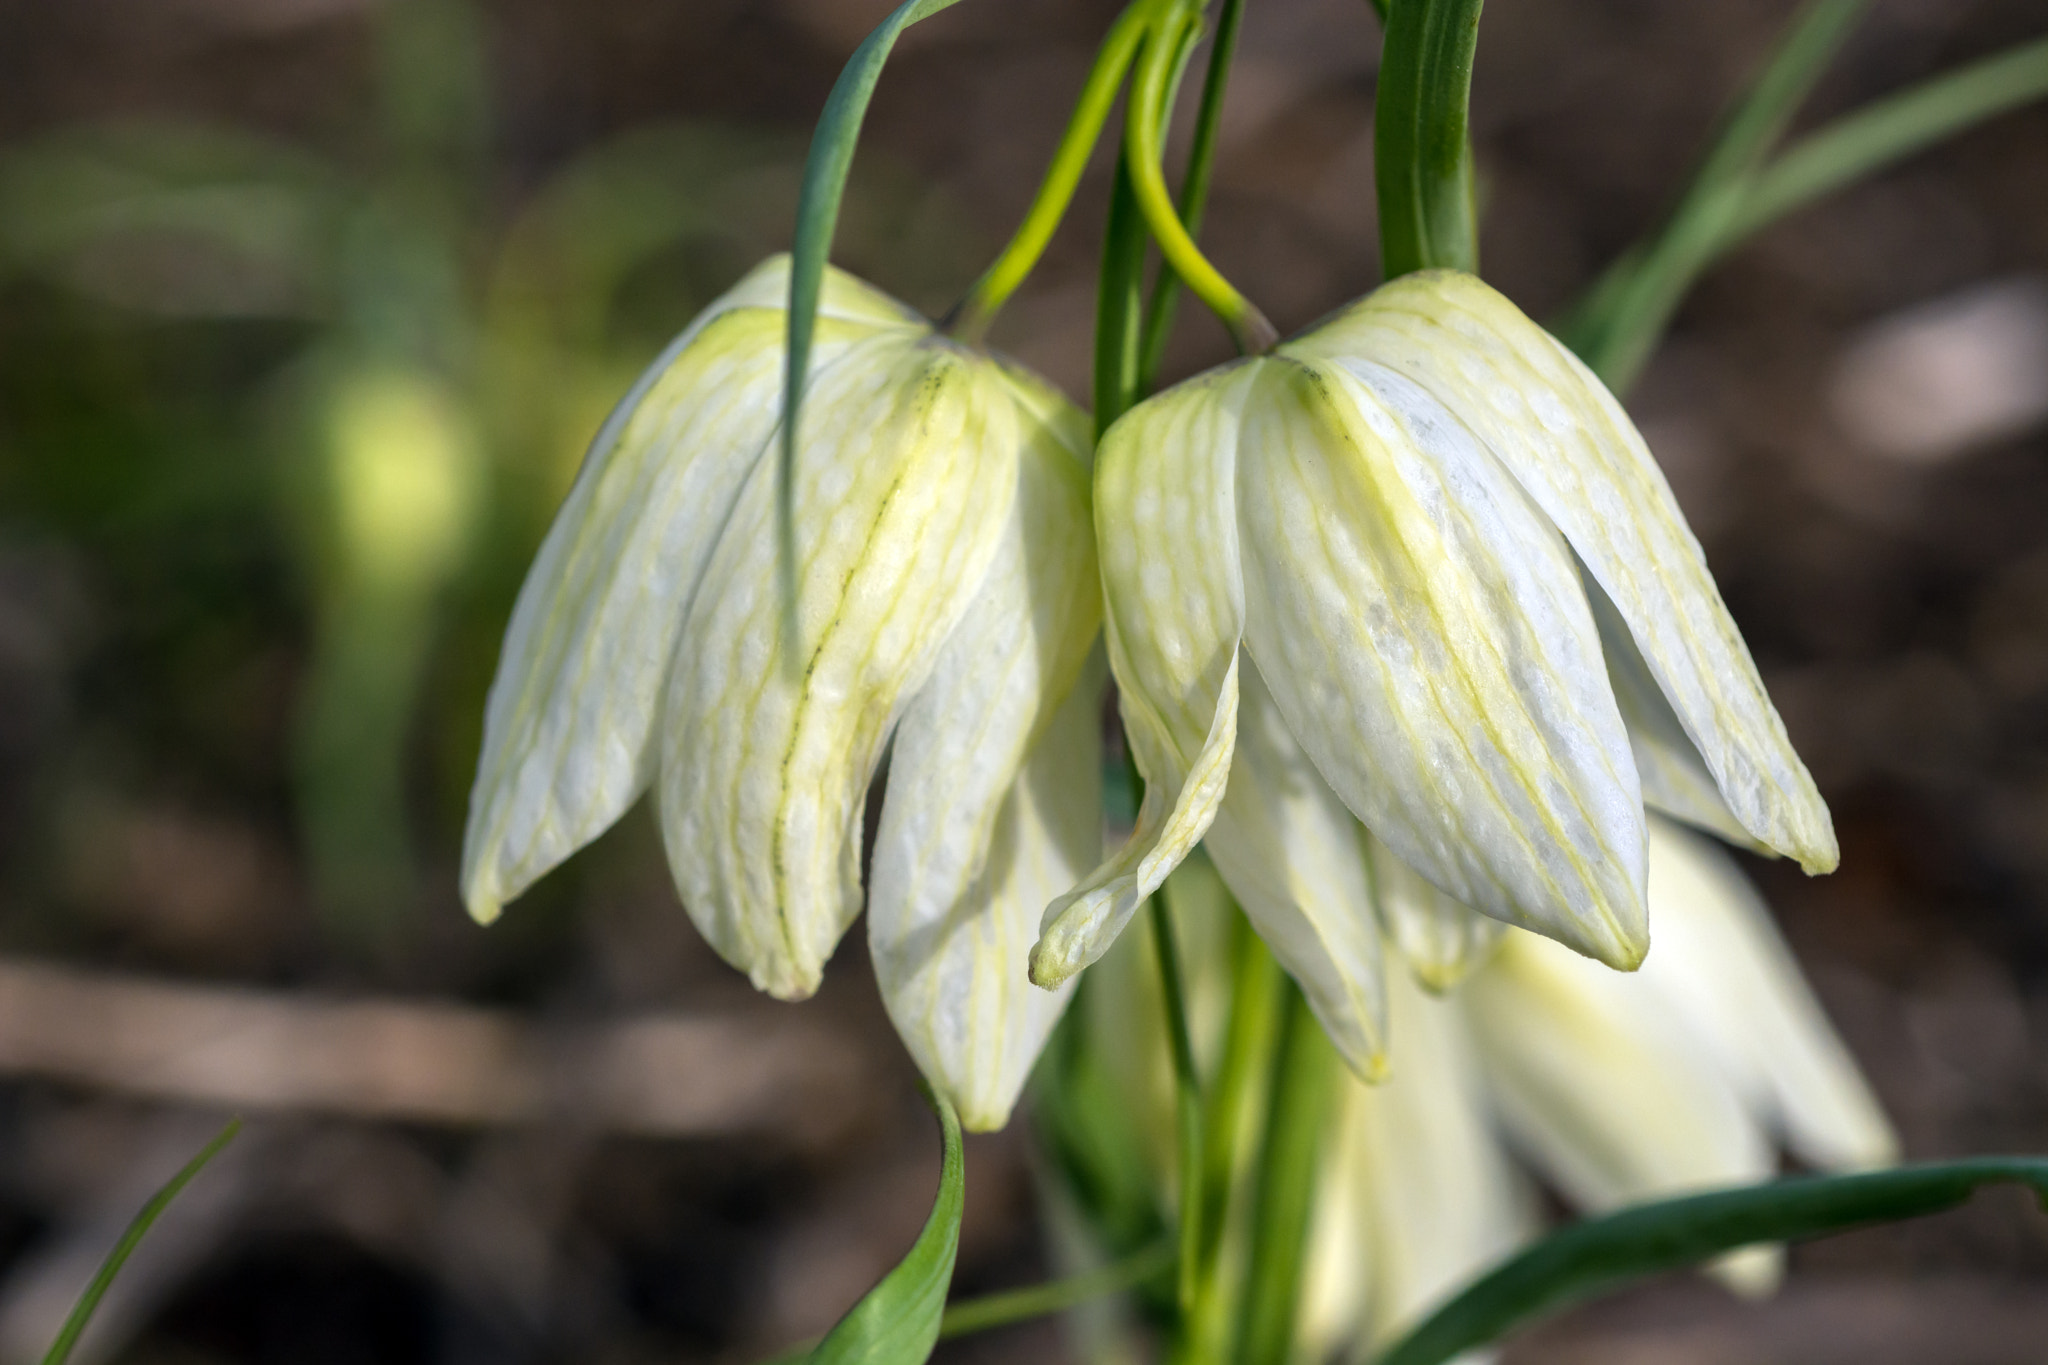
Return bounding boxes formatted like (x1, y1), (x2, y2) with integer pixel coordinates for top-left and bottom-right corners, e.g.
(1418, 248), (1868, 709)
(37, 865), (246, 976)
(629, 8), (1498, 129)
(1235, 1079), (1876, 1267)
(659, 332), (1020, 999)
(1301, 272), (1836, 872)
(869, 389), (1101, 1130)
(1032, 366), (1257, 989)
(1239, 354), (1647, 967)
(1204, 657), (1389, 1078)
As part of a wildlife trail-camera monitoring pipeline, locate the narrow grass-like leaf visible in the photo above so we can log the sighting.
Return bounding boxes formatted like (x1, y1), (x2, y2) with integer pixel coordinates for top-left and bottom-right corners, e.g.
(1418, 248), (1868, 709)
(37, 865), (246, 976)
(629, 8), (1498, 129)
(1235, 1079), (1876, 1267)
(42, 1119), (241, 1365)
(1561, 0), (1868, 387)
(807, 1091), (965, 1365)
(779, 0), (970, 661)
(1375, 0), (1485, 278)
(1728, 36), (2048, 246)
(1376, 1157), (2048, 1365)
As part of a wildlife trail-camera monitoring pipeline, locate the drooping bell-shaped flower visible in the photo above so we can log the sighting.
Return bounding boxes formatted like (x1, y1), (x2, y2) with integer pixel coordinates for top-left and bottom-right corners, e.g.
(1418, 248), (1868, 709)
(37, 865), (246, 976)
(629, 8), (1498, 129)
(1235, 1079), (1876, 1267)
(1032, 268), (1836, 1078)
(1296, 817), (1895, 1356)
(463, 255), (1103, 1130)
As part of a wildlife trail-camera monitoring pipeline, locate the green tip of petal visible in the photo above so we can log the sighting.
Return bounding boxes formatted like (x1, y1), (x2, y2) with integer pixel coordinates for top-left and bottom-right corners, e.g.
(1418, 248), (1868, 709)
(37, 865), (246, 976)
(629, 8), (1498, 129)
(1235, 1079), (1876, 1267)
(466, 893), (503, 927)
(1026, 937), (1078, 992)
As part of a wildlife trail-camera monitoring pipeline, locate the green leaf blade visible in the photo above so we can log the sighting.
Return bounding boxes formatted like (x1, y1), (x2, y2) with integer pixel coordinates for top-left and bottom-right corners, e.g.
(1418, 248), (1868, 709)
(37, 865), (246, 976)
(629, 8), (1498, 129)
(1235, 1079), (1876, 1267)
(1375, 1158), (2048, 1365)
(808, 1093), (966, 1365)
(42, 1119), (242, 1365)
(779, 0), (970, 661)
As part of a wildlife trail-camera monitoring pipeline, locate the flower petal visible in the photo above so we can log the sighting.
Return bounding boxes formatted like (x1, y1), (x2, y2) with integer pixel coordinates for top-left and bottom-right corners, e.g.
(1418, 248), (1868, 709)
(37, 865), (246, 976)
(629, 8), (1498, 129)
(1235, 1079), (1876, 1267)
(463, 306), (823, 920)
(1031, 365), (1260, 989)
(1203, 656), (1389, 1079)
(1306, 271), (1836, 871)
(1366, 830), (1505, 994)
(1638, 817), (1897, 1171)
(659, 334), (1021, 999)
(1237, 355), (1648, 969)
(869, 401), (1102, 1131)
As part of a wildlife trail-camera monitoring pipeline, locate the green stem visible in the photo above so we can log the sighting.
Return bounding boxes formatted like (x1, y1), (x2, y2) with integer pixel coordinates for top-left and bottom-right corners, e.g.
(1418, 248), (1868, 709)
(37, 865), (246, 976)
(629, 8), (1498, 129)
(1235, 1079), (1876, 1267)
(1149, 895), (1207, 1324)
(951, 1), (1153, 340)
(1093, 148), (1152, 437)
(1125, 2), (1277, 353)
(939, 1241), (1176, 1337)
(1234, 980), (1339, 1365)
(1136, 0), (1249, 389)
(1375, 0), (1484, 277)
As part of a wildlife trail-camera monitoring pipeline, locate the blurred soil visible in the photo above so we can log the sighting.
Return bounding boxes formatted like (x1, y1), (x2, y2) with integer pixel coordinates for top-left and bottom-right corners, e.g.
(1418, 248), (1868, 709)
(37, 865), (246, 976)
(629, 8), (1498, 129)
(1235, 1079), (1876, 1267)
(0, 0), (2046, 1362)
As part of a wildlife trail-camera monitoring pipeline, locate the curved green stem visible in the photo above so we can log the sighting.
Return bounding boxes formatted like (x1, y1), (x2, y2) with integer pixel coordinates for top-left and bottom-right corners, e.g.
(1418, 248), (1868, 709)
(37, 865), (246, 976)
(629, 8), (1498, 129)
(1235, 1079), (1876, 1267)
(951, 1), (1153, 340)
(1136, 0), (1249, 389)
(1125, 2), (1277, 353)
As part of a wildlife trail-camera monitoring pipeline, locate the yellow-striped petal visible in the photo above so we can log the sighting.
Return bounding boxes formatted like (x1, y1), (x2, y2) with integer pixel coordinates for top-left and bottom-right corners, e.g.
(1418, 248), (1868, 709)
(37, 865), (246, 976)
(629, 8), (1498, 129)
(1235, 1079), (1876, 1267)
(1030, 365), (1260, 989)
(1204, 656), (1389, 1079)
(659, 333), (1021, 1000)
(1237, 355), (1648, 969)
(869, 392), (1102, 1131)
(1367, 830), (1505, 994)
(1301, 271), (1836, 872)
(1638, 817), (1897, 1171)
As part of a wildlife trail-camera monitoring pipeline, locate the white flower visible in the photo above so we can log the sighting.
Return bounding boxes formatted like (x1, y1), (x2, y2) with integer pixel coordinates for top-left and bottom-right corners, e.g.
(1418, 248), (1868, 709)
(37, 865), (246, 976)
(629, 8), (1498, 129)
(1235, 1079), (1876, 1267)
(461, 255), (1103, 1130)
(1298, 817), (1895, 1358)
(1032, 268), (1836, 1079)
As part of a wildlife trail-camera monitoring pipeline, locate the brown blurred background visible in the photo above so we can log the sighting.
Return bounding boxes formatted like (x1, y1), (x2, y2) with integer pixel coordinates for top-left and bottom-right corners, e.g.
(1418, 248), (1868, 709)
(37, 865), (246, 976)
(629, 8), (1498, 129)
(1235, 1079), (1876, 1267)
(0, 0), (2045, 1361)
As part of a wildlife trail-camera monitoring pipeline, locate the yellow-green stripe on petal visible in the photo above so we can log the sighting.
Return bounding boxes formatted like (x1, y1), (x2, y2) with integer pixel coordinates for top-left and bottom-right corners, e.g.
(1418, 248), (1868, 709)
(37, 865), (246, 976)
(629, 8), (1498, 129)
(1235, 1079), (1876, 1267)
(868, 396), (1102, 1131)
(660, 331), (1021, 1000)
(1030, 363), (1258, 990)
(1237, 355), (1648, 969)
(1300, 271), (1836, 873)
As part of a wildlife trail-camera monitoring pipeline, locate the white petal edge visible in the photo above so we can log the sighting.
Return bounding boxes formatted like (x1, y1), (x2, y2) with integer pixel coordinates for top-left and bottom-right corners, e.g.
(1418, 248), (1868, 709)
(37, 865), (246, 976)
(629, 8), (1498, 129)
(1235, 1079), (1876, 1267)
(1301, 272), (1836, 872)
(1638, 816), (1897, 1171)
(659, 334), (1021, 999)
(868, 402), (1102, 1131)
(1237, 354), (1648, 968)
(1031, 364), (1261, 989)
(1202, 654), (1389, 1080)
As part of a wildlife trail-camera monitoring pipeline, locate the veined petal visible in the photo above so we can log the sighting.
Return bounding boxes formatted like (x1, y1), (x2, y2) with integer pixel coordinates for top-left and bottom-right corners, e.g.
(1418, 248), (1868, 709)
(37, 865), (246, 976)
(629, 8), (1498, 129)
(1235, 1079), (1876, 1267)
(1462, 927), (1780, 1293)
(1203, 656), (1389, 1079)
(1301, 969), (1532, 1358)
(1237, 355), (1648, 969)
(1031, 364), (1261, 989)
(660, 334), (1021, 1000)
(869, 401), (1102, 1131)
(1583, 567), (1763, 851)
(1367, 830), (1505, 994)
(1304, 271), (1835, 872)
(464, 307), (867, 921)
(1639, 817), (1897, 1171)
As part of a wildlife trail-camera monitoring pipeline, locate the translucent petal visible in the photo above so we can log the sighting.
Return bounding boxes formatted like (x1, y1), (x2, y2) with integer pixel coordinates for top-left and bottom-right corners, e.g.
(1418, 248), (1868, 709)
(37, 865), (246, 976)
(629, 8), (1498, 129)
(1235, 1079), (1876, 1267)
(868, 408), (1102, 1131)
(1237, 355), (1648, 968)
(464, 308), (851, 920)
(1202, 656), (1389, 1079)
(1301, 969), (1532, 1358)
(1639, 817), (1897, 1171)
(1367, 830), (1506, 994)
(1031, 365), (1259, 989)
(659, 335), (1021, 1000)
(1300, 272), (1836, 872)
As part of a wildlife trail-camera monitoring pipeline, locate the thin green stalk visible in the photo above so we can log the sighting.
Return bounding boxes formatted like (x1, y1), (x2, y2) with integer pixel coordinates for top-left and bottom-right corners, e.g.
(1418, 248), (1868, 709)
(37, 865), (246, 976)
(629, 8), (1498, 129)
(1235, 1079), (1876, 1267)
(1728, 35), (2048, 245)
(1149, 895), (1207, 1323)
(44, 1120), (241, 1365)
(938, 1241), (1176, 1336)
(1181, 914), (1283, 1364)
(1136, 0), (1249, 389)
(1375, 0), (1484, 277)
(1125, 2), (1277, 353)
(1234, 981), (1340, 1365)
(1562, 0), (1869, 387)
(1094, 148), (1151, 436)
(951, 0), (1152, 340)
